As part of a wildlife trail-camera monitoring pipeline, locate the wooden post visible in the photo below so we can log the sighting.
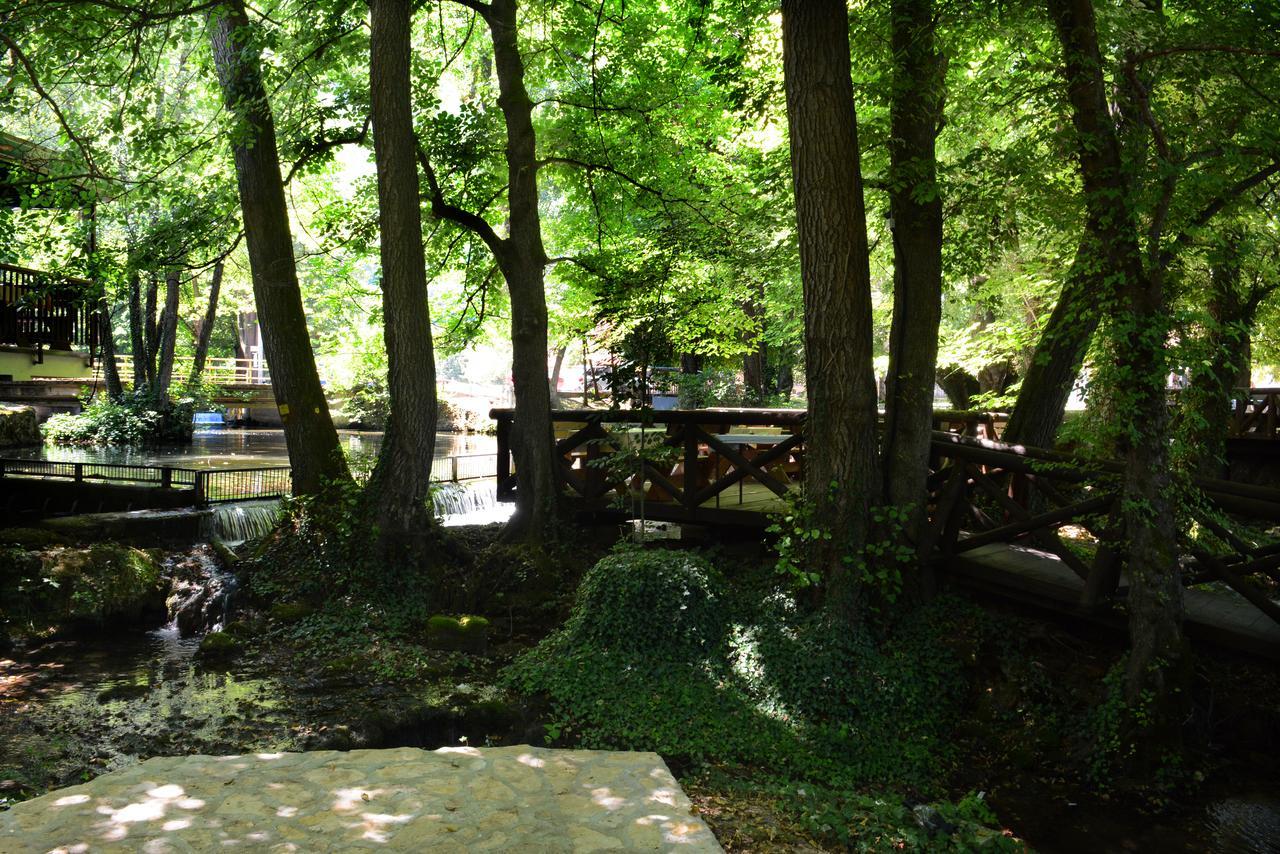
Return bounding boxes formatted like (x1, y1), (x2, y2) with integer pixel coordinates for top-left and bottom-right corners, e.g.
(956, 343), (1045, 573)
(74, 462), (83, 483)
(160, 466), (172, 489)
(683, 425), (698, 517)
(194, 471), (206, 506)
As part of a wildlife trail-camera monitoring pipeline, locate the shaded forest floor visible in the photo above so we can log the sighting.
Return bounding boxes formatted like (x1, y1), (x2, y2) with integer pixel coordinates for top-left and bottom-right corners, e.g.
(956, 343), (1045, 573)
(2, 522), (1278, 852)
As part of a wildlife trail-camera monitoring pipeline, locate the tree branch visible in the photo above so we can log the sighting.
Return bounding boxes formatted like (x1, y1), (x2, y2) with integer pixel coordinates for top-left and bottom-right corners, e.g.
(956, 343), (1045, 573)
(284, 117), (371, 184)
(415, 141), (506, 257)
(1159, 161), (1280, 267)
(444, 0), (491, 18)
(0, 32), (102, 181)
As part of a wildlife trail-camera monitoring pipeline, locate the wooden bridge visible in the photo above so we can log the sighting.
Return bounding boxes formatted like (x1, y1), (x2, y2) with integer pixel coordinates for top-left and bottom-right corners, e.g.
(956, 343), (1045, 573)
(492, 407), (1280, 660)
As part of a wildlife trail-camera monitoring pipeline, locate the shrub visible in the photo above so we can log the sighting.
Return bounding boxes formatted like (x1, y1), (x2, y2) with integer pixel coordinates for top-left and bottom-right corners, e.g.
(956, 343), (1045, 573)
(556, 546), (729, 661)
(342, 371), (390, 429)
(42, 389), (195, 447)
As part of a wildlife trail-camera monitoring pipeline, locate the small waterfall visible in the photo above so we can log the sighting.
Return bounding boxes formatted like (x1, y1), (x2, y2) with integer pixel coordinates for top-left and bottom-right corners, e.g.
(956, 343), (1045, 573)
(165, 546), (240, 638)
(433, 481), (512, 526)
(213, 500), (282, 544)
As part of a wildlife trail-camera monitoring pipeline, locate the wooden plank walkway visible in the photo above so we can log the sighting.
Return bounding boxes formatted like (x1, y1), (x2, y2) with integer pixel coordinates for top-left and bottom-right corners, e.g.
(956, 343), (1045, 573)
(953, 543), (1280, 661)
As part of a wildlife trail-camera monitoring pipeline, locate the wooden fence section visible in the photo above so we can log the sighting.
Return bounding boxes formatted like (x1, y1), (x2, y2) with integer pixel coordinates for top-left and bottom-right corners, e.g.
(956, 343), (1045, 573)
(0, 263), (98, 357)
(490, 408), (1002, 526)
(1232, 388), (1280, 440)
(926, 432), (1280, 617)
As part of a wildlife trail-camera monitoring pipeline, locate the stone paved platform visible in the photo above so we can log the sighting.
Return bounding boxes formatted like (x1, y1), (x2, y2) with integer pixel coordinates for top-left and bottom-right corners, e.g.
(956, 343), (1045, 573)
(0, 746), (722, 852)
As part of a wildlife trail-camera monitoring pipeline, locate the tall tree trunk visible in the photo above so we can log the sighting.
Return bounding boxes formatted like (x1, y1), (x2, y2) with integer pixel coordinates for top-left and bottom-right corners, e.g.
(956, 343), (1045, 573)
(99, 301), (123, 400)
(883, 0), (945, 564)
(143, 272), (159, 385)
(127, 272), (147, 388)
(549, 345), (566, 408)
(210, 0), (350, 494)
(368, 0), (439, 539)
(742, 285), (768, 405)
(487, 0), (559, 541)
(189, 260), (223, 384)
(1047, 0), (1186, 744)
(1003, 239), (1102, 448)
(782, 0), (882, 618)
(154, 268), (181, 397)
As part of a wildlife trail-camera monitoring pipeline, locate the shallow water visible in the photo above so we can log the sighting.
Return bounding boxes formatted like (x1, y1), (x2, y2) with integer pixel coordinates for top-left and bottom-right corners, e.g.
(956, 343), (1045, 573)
(0, 626), (291, 790)
(990, 785), (1280, 853)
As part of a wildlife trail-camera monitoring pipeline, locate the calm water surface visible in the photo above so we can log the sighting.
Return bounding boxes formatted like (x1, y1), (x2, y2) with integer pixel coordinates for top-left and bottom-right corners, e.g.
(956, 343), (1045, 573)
(6, 429), (497, 469)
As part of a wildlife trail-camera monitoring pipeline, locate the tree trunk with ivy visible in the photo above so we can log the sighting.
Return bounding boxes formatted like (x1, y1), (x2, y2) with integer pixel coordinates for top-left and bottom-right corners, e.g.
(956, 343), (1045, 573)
(98, 302), (123, 400)
(210, 0), (350, 495)
(1047, 0), (1187, 754)
(883, 0), (945, 570)
(1180, 248), (1254, 480)
(127, 272), (147, 389)
(782, 0), (882, 619)
(368, 0), (439, 541)
(1002, 240), (1103, 449)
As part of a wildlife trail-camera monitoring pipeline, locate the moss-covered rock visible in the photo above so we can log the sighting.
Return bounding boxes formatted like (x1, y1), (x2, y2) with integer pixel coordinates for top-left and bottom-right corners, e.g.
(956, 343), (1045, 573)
(426, 614), (489, 654)
(269, 602), (315, 624)
(46, 544), (166, 626)
(0, 542), (165, 633)
(197, 630), (242, 660)
(0, 403), (41, 448)
(0, 528), (63, 549)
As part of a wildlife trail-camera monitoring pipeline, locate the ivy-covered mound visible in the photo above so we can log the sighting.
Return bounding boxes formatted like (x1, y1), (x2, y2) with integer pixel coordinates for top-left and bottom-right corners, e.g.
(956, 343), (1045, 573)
(505, 546), (1019, 851)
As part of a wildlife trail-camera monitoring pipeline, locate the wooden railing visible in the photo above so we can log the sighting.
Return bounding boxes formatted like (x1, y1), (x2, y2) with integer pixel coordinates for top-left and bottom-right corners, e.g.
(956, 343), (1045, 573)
(1231, 388), (1280, 440)
(0, 263), (98, 357)
(489, 407), (1004, 525)
(105, 355), (272, 387)
(925, 431), (1280, 627)
(490, 406), (1279, 631)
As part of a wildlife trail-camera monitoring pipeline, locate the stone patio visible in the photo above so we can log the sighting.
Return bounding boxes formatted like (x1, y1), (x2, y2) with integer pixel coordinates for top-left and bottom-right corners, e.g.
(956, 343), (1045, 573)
(0, 746), (722, 852)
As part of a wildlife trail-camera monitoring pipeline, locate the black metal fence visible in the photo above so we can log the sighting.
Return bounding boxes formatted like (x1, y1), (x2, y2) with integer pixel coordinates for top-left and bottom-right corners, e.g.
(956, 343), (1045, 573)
(0, 458), (292, 507)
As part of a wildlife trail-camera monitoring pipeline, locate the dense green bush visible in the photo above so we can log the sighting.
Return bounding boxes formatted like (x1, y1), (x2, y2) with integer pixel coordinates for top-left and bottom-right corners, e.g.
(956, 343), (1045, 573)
(505, 548), (1013, 849)
(559, 547), (728, 660)
(342, 370), (390, 429)
(42, 389), (196, 446)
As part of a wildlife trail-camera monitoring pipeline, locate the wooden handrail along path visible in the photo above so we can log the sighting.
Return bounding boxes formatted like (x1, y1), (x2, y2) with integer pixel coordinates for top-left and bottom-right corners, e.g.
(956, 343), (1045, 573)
(491, 406), (1280, 657)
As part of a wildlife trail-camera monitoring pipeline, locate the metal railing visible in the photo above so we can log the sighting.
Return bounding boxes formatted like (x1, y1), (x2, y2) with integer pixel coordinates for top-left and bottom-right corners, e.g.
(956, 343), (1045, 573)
(0, 458), (291, 507)
(195, 467), (292, 504)
(431, 452), (497, 483)
(0, 263), (99, 356)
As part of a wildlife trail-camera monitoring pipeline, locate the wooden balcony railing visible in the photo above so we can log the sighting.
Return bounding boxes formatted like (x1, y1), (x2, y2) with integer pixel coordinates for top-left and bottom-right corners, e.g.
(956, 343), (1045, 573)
(0, 263), (98, 357)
